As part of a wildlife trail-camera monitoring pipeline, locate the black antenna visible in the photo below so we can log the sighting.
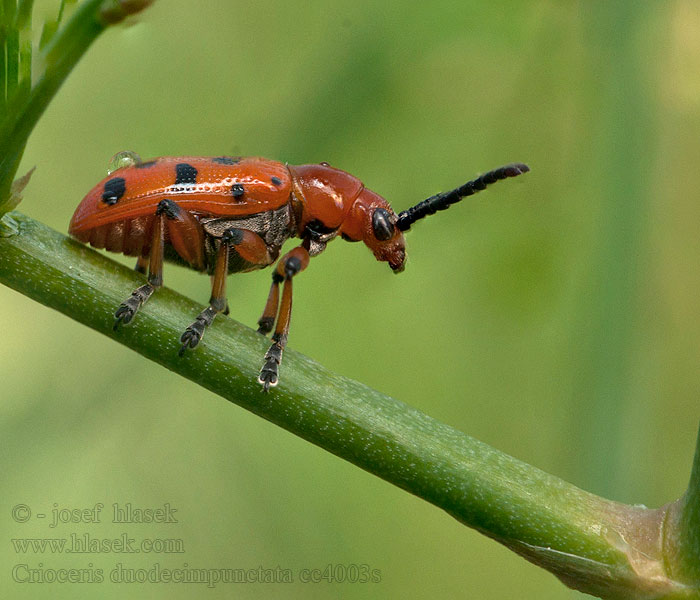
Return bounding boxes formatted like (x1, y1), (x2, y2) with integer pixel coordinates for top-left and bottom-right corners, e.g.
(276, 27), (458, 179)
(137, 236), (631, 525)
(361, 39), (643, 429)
(396, 163), (530, 232)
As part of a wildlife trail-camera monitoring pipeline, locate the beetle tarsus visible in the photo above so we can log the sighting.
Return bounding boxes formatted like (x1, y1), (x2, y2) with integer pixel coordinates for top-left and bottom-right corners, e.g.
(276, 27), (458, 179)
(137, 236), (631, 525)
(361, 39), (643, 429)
(258, 337), (285, 391)
(113, 284), (154, 330)
(179, 319), (206, 355)
(113, 305), (135, 329)
(178, 330), (201, 356)
(178, 307), (217, 356)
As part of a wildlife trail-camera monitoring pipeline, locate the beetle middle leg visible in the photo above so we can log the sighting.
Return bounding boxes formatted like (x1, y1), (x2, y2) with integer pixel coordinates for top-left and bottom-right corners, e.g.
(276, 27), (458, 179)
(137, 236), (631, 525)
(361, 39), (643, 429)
(258, 246), (310, 391)
(179, 228), (272, 355)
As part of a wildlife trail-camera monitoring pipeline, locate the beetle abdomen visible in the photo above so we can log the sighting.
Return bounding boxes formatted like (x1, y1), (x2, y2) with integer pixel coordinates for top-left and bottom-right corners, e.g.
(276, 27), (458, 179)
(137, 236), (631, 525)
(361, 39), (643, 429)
(74, 215), (154, 257)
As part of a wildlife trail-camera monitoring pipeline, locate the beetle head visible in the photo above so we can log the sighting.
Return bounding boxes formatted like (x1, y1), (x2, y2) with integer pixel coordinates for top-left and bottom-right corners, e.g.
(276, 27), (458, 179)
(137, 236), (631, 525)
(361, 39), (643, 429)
(339, 188), (407, 273)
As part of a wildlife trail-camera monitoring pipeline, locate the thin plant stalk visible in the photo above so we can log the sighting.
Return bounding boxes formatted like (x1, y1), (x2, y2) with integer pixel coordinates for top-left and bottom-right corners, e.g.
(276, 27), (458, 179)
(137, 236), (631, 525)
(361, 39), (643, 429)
(0, 211), (698, 600)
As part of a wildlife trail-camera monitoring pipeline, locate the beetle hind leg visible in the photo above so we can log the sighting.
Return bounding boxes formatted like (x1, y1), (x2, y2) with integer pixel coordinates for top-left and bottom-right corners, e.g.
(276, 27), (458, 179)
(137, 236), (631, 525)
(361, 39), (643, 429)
(114, 199), (206, 330)
(134, 255), (148, 274)
(113, 213), (165, 330)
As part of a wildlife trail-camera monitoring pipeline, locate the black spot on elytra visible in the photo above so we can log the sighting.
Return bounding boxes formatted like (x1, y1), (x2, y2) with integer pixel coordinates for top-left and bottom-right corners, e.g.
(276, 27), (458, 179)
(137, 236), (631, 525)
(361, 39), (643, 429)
(231, 183), (245, 199)
(175, 163), (198, 185)
(135, 160), (157, 169)
(212, 156), (240, 165)
(271, 176), (282, 186)
(102, 177), (126, 205)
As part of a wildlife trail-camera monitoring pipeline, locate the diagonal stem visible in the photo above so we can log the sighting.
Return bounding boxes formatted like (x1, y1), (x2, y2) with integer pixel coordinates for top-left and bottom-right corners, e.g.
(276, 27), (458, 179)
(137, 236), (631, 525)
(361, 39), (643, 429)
(664, 425), (700, 587)
(0, 211), (697, 600)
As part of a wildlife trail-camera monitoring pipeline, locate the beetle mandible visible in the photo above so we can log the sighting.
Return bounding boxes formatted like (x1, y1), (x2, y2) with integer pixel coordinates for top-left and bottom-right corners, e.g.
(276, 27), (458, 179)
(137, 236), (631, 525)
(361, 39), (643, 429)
(69, 154), (529, 390)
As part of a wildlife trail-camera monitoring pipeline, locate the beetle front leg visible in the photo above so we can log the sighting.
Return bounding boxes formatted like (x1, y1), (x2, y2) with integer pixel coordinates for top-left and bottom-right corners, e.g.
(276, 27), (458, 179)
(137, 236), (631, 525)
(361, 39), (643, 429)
(258, 246), (310, 391)
(256, 278), (280, 335)
(179, 228), (272, 354)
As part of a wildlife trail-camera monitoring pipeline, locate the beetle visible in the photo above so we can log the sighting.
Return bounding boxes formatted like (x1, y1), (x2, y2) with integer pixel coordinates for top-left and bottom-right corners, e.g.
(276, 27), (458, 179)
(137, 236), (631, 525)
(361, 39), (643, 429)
(69, 153), (529, 390)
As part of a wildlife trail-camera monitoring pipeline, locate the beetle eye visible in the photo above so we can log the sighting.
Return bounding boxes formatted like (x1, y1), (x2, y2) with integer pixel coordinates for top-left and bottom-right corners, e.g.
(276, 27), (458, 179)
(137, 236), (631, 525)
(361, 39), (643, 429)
(372, 208), (395, 241)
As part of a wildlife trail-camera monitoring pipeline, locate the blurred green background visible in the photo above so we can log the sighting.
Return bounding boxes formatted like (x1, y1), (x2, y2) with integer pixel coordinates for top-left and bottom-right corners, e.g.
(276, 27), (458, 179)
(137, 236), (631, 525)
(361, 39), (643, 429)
(2, 1), (700, 598)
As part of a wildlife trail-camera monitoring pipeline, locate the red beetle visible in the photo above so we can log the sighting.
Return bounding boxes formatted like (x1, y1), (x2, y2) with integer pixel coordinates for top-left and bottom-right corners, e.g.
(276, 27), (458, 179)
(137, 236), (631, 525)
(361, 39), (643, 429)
(69, 153), (529, 390)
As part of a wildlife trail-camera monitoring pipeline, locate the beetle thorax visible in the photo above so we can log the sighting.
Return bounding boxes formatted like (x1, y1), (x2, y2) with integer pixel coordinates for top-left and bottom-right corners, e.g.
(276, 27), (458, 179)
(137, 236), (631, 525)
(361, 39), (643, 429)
(199, 203), (296, 274)
(289, 163), (364, 236)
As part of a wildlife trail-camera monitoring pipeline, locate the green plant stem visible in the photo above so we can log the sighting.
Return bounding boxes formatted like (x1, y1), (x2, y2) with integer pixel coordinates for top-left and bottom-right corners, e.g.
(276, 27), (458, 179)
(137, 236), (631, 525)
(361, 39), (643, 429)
(0, 0), (153, 212)
(681, 427), (700, 581)
(2, 0), (15, 24)
(1, 22), (7, 116)
(6, 26), (18, 97)
(664, 426), (700, 587)
(679, 426), (700, 582)
(15, 0), (34, 29)
(0, 211), (698, 600)
(16, 0), (32, 106)
(572, 4), (655, 501)
(0, 0), (105, 204)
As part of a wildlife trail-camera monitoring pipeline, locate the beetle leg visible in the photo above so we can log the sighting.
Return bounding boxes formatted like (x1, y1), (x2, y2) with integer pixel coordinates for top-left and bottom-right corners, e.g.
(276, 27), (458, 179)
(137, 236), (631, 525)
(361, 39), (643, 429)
(115, 199), (207, 330)
(258, 246), (310, 391)
(257, 237), (323, 335)
(158, 198), (206, 271)
(114, 209), (166, 329)
(179, 228), (272, 355)
(256, 278), (280, 335)
(178, 233), (230, 355)
(212, 276), (230, 316)
(134, 255), (148, 274)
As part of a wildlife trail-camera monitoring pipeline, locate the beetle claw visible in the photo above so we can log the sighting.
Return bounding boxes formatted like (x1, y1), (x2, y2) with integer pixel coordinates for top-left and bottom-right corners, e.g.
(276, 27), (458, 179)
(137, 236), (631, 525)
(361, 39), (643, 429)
(258, 368), (278, 392)
(178, 307), (218, 356)
(178, 316), (209, 356)
(258, 342), (283, 391)
(178, 328), (201, 355)
(113, 306), (134, 330)
(113, 301), (139, 330)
